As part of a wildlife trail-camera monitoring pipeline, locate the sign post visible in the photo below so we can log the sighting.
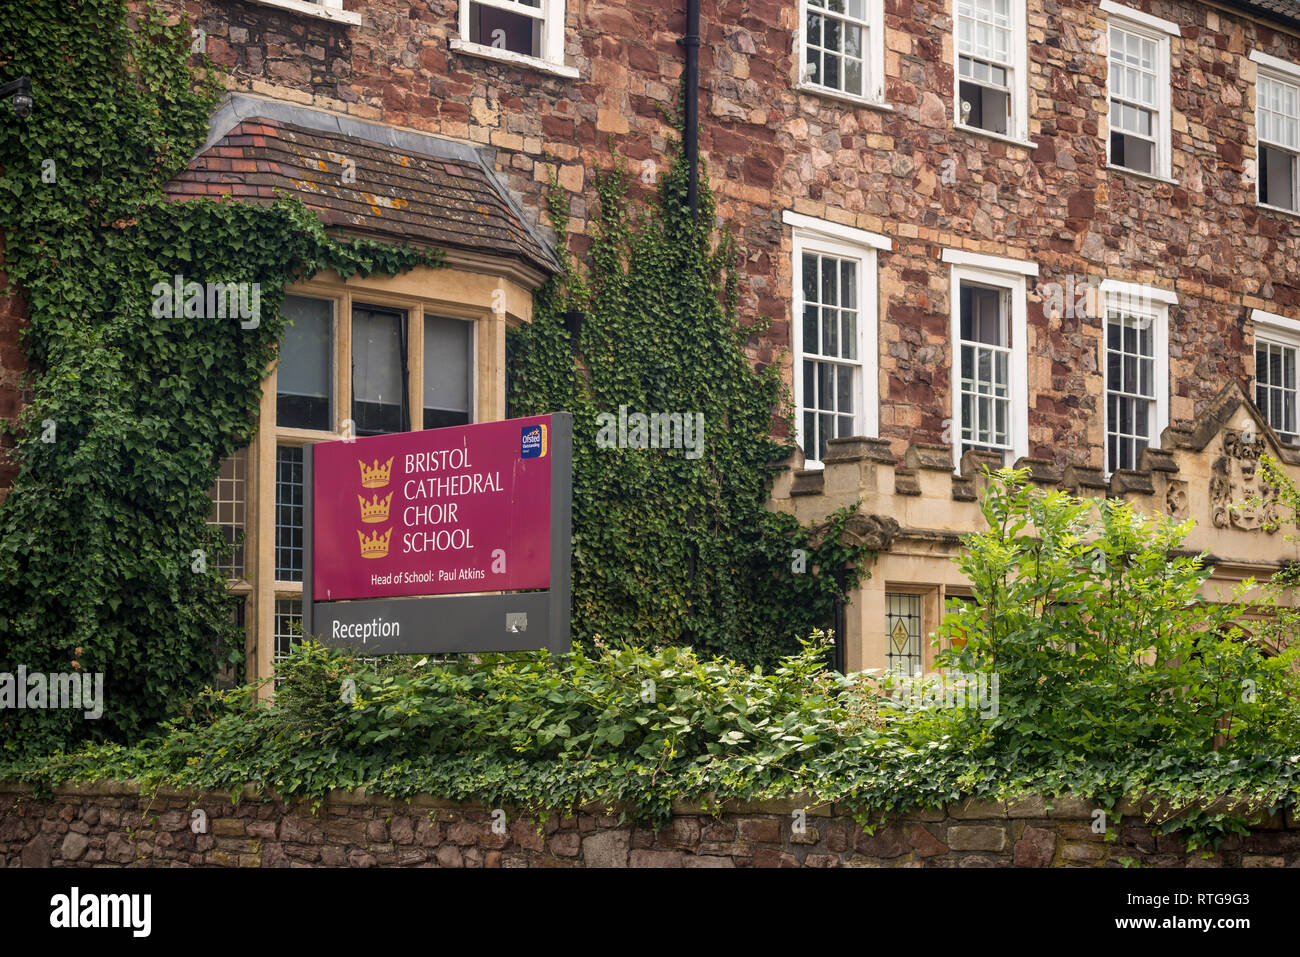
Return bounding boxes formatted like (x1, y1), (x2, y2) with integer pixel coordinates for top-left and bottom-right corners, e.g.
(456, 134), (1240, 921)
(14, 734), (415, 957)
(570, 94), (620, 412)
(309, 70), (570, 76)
(303, 412), (571, 655)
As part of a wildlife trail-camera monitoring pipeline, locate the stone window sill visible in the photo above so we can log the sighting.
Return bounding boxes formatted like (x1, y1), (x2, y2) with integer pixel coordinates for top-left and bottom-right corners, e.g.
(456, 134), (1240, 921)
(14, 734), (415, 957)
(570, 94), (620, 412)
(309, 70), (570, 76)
(1106, 163), (1178, 187)
(952, 123), (1037, 151)
(1257, 201), (1300, 223)
(244, 0), (361, 26)
(795, 82), (894, 113)
(448, 39), (580, 79)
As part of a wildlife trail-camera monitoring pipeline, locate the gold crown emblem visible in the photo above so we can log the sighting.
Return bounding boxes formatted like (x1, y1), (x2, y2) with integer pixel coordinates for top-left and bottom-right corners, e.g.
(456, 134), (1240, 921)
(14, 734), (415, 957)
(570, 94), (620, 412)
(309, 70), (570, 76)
(357, 527), (393, 559)
(358, 457), (394, 488)
(357, 492), (394, 523)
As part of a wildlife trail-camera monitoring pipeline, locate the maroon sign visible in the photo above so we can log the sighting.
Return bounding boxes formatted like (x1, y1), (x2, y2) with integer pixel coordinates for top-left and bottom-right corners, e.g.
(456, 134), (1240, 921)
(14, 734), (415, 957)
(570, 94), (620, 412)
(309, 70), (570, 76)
(311, 415), (554, 602)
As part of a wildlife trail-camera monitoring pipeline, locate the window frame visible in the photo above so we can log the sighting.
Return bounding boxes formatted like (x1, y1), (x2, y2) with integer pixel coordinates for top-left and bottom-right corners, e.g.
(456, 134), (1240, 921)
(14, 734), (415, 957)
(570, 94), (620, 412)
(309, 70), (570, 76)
(952, 0), (1029, 144)
(453, 0), (576, 77)
(351, 301), (412, 437)
(797, 0), (887, 106)
(787, 212), (888, 468)
(944, 251), (1034, 469)
(1100, 283), (1171, 475)
(1102, 3), (1176, 182)
(207, 447), (250, 585)
(884, 589), (925, 676)
(422, 314), (476, 430)
(1251, 51), (1300, 216)
(1252, 309), (1300, 444)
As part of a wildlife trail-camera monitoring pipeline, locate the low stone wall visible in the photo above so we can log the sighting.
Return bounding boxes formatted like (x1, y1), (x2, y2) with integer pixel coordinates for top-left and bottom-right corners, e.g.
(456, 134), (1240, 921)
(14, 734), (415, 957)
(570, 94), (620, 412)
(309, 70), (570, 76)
(1, 782), (1297, 867)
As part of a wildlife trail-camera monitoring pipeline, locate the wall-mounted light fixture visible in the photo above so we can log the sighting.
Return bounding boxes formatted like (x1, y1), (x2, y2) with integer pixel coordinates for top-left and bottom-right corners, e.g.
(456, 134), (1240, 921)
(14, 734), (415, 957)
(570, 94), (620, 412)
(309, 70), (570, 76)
(0, 77), (33, 118)
(563, 309), (584, 353)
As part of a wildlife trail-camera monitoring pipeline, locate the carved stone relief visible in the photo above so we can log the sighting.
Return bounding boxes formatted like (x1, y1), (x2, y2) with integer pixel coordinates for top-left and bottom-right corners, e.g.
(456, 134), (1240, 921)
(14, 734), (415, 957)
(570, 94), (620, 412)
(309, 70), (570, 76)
(1210, 428), (1278, 533)
(1164, 479), (1189, 520)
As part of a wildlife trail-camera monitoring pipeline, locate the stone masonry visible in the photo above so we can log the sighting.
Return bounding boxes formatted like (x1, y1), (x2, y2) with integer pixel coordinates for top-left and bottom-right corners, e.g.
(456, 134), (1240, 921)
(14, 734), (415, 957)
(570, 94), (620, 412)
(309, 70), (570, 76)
(2, 782), (1298, 867)
(5, 0), (1300, 484)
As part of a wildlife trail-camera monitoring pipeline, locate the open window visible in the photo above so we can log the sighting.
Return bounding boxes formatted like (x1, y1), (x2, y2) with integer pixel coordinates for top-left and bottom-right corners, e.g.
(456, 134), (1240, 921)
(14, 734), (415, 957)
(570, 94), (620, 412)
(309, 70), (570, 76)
(954, 0), (1027, 140)
(944, 250), (1035, 468)
(1252, 52), (1300, 214)
(1102, 2), (1177, 180)
(454, 0), (574, 75)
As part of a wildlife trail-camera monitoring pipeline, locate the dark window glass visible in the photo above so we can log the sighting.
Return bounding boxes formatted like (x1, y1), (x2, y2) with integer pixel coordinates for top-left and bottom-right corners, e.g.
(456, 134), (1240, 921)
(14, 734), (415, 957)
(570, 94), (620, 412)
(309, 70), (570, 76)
(423, 316), (472, 431)
(1261, 145), (1297, 211)
(275, 445), (304, 582)
(352, 304), (408, 436)
(277, 295), (333, 431)
(959, 79), (1009, 134)
(470, 0), (542, 57)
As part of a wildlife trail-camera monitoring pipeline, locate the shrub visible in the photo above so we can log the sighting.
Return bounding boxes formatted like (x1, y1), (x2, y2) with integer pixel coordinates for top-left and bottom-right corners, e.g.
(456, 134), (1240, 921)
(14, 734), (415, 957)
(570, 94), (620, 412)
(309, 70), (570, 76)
(9, 470), (1300, 849)
(937, 468), (1300, 760)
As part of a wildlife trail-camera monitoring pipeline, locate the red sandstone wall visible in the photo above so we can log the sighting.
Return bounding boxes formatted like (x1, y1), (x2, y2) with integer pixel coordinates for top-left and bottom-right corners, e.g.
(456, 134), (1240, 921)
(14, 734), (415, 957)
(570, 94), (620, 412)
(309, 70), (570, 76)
(2, 782), (1297, 867)
(2, 0), (1298, 481)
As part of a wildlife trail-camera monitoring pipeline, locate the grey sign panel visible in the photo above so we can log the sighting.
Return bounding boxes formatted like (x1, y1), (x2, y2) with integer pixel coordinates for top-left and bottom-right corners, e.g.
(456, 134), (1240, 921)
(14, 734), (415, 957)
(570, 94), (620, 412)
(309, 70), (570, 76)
(316, 592), (559, 655)
(304, 412), (572, 656)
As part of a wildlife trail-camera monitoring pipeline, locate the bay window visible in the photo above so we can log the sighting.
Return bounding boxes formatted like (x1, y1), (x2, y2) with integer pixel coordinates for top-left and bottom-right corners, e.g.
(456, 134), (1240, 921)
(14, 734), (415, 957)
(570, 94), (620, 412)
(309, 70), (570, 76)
(205, 265), (516, 690)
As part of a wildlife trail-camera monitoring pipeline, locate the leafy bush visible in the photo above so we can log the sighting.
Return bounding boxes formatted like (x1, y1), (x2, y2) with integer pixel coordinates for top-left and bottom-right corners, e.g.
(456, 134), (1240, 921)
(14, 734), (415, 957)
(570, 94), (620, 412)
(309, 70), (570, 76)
(938, 469), (1300, 761)
(7, 478), (1300, 849)
(11, 637), (872, 826)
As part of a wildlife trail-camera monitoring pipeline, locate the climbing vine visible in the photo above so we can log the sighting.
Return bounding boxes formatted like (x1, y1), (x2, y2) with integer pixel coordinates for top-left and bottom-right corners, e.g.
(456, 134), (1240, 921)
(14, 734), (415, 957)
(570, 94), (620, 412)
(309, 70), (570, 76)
(508, 140), (876, 667)
(0, 0), (438, 756)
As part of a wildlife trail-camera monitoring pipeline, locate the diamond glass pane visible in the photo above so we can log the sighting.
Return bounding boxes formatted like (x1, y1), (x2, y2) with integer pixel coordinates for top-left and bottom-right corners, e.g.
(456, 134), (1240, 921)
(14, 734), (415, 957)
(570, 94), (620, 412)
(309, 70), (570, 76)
(885, 592), (923, 675)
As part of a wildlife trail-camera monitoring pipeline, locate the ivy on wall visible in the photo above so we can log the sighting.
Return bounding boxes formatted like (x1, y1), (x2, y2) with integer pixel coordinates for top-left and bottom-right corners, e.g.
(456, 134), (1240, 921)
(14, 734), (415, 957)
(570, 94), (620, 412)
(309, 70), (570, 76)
(0, 0), (438, 756)
(508, 146), (876, 667)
